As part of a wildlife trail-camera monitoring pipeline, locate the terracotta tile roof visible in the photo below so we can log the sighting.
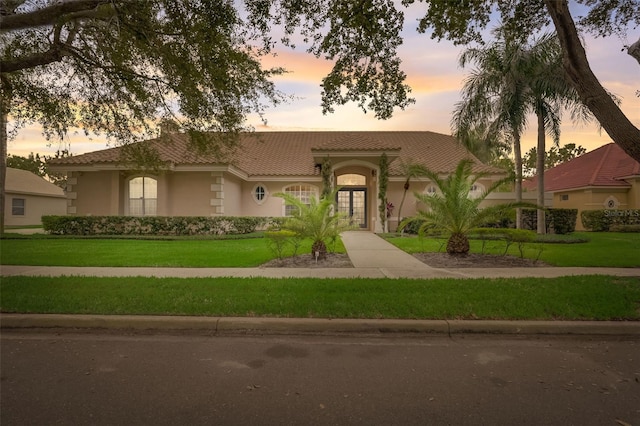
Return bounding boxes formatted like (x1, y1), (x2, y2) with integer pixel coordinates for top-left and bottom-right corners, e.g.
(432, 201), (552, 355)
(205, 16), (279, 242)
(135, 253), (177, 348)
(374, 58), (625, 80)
(523, 143), (640, 191)
(49, 131), (502, 177)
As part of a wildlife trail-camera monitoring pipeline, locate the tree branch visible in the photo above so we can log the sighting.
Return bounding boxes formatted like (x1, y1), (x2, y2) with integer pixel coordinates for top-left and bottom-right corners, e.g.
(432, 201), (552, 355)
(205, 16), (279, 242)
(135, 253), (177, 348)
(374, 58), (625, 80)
(544, 0), (640, 163)
(0, 0), (111, 31)
(0, 44), (70, 72)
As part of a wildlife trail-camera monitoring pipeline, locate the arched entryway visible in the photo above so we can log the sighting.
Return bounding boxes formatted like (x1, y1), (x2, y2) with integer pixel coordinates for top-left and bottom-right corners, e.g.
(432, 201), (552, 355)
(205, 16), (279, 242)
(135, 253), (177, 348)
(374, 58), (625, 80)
(336, 171), (369, 229)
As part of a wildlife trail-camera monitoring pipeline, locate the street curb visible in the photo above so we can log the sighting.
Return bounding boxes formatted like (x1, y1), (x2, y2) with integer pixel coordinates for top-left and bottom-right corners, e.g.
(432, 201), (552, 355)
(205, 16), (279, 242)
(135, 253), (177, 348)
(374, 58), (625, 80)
(2, 314), (640, 336)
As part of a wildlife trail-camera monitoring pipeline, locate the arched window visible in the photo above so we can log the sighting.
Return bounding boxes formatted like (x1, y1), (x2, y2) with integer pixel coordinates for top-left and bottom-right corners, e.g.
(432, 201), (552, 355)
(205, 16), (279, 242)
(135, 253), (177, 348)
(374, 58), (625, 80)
(283, 184), (317, 216)
(129, 177), (157, 216)
(337, 174), (366, 186)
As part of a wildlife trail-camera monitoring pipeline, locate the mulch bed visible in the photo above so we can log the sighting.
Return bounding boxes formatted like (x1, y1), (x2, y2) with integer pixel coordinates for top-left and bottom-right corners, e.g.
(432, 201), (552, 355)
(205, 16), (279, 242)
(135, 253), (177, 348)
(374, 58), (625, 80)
(261, 252), (548, 268)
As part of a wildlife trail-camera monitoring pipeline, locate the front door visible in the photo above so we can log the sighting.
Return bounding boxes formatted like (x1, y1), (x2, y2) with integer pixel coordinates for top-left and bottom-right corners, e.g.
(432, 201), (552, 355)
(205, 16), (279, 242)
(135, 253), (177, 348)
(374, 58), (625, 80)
(337, 188), (367, 228)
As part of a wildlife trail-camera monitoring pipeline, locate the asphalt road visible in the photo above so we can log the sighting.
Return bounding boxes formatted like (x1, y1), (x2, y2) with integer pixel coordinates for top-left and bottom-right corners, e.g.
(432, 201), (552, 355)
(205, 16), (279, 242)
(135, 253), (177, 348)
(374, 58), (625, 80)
(2, 331), (639, 425)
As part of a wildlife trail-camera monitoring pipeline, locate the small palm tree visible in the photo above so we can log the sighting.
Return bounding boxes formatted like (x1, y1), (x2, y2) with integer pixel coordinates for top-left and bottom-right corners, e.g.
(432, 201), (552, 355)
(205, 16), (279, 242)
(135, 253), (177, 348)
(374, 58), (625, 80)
(275, 188), (352, 260)
(401, 159), (531, 255)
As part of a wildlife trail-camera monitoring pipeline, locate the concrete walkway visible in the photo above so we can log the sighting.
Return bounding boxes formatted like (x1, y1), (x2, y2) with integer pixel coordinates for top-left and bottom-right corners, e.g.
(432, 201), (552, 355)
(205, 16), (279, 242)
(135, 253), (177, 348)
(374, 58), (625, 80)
(2, 231), (639, 279)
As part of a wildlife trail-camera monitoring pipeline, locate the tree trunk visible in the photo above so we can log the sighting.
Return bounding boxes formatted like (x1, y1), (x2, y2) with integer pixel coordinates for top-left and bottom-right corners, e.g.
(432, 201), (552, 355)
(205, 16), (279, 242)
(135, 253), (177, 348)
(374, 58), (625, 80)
(0, 85), (9, 235)
(311, 239), (327, 260)
(396, 185), (409, 232)
(544, 0), (640, 163)
(514, 132), (523, 229)
(536, 112), (546, 234)
(446, 233), (470, 255)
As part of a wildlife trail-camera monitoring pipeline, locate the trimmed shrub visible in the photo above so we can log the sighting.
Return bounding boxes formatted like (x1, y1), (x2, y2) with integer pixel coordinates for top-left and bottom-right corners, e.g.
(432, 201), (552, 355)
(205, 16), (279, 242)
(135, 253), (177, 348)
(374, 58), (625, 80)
(42, 215), (279, 236)
(581, 209), (640, 231)
(549, 208), (578, 234)
(609, 224), (640, 233)
(521, 208), (577, 234)
(581, 210), (609, 231)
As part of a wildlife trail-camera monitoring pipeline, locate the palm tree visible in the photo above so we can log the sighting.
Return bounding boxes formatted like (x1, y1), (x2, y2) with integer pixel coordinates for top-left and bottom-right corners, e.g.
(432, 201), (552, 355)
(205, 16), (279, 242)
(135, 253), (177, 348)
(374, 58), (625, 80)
(453, 30), (591, 233)
(395, 160), (428, 230)
(455, 122), (511, 167)
(275, 188), (352, 260)
(401, 159), (531, 255)
(452, 34), (531, 229)
(527, 34), (592, 233)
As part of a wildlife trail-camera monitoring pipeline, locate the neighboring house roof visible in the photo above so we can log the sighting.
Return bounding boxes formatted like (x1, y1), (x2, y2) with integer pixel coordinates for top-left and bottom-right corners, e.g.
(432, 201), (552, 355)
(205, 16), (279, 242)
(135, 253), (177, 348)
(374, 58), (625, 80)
(523, 143), (640, 192)
(5, 168), (65, 197)
(48, 131), (503, 177)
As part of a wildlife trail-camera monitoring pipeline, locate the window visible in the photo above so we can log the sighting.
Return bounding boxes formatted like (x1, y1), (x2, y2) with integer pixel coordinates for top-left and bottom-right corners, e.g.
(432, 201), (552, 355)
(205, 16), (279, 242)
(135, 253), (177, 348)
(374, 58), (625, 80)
(253, 184), (267, 204)
(337, 174), (366, 186)
(425, 185), (437, 195)
(283, 184), (317, 216)
(11, 198), (25, 216)
(604, 196), (619, 209)
(129, 177), (157, 216)
(561, 194), (569, 201)
(469, 182), (485, 198)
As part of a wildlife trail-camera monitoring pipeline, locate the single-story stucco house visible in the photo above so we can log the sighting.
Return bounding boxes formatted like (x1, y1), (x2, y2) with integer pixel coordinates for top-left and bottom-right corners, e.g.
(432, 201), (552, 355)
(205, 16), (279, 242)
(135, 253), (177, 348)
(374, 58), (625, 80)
(523, 143), (640, 230)
(48, 131), (511, 232)
(4, 167), (67, 227)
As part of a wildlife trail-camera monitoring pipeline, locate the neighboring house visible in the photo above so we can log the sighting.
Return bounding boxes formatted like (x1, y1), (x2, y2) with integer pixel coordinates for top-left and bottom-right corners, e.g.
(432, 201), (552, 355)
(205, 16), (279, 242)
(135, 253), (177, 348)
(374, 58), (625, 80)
(4, 167), (67, 227)
(523, 143), (640, 230)
(48, 131), (508, 232)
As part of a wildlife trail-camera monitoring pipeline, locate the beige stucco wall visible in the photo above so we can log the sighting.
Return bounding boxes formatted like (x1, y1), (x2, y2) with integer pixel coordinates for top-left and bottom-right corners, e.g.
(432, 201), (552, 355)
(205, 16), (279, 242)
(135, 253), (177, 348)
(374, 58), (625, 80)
(6, 192), (67, 226)
(385, 177), (508, 232)
(164, 172), (215, 216)
(553, 187), (632, 230)
(69, 171), (122, 215)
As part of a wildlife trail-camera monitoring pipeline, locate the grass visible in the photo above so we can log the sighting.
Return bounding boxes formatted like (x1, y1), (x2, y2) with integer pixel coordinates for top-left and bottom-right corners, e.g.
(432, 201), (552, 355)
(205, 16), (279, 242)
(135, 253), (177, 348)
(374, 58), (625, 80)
(385, 232), (640, 267)
(2, 275), (639, 320)
(0, 235), (345, 267)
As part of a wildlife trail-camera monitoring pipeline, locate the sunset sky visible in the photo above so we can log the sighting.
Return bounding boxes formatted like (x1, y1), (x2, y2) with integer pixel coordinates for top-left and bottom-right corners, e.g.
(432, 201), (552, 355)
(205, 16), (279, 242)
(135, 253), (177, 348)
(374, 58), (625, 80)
(7, 4), (639, 159)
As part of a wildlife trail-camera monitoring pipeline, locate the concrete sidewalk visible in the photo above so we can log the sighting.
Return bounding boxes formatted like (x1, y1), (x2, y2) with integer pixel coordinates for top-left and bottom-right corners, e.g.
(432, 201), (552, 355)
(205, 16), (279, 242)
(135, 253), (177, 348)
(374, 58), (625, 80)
(2, 232), (639, 336)
(2, 231), (639, 279)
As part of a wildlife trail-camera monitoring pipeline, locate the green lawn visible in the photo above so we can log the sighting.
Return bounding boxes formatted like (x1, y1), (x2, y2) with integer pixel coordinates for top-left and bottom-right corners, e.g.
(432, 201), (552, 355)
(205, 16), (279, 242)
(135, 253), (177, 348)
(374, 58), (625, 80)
(0, 235), (345, 267)
(385, 232), (640, 268)
(2, 275), (639, 320)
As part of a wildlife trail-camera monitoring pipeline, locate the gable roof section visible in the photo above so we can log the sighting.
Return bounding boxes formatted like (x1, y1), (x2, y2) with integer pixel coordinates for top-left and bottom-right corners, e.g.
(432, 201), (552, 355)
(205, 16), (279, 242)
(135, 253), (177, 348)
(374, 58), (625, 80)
(5, 168), (65, 197)
(49, 131), (502, 177)
(523, 143), (640, 192)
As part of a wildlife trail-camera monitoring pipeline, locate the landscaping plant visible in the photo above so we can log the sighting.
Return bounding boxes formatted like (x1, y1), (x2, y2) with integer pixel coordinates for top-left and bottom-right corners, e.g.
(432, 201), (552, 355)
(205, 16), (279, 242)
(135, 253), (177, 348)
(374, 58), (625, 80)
(275, 188), (352, 260)
(401, 159), (534, 255)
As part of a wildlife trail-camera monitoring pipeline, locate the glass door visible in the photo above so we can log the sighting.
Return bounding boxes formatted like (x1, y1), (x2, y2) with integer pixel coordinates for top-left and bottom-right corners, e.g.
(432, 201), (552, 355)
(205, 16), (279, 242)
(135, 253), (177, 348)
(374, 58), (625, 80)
(337, 188), (367, 228)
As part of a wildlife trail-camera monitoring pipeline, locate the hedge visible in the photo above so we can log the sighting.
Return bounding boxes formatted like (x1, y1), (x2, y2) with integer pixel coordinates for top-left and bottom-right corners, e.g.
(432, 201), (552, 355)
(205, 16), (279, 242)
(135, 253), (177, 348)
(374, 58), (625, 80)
(581, 209), (640, 231)
(42, 215), (285, 236)
(521, 208), (577, 234)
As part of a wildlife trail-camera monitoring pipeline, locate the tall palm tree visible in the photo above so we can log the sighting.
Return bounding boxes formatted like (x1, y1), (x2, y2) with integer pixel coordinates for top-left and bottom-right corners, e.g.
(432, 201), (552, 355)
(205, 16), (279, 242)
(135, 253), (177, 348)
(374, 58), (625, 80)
(453, 30), (592, 233)
(401, 159), (528, 255)
(527, 34), (592, 233)
(452, 33), (532, 229)
(395, 159), (428, 229)
(455, 122), (511, 166)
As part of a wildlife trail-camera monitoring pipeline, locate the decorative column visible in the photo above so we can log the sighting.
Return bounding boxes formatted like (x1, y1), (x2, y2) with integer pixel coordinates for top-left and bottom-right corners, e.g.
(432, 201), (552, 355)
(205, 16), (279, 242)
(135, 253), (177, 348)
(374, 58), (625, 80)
(66, 171), (78, 214)
(210, 171), (224, 215)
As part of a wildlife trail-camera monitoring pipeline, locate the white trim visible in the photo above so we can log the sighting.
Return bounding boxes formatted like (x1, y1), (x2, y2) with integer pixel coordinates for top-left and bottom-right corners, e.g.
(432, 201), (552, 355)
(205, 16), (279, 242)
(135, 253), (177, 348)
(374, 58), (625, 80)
(281, 183), (319, 217)
(125, 175), (158, 216)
